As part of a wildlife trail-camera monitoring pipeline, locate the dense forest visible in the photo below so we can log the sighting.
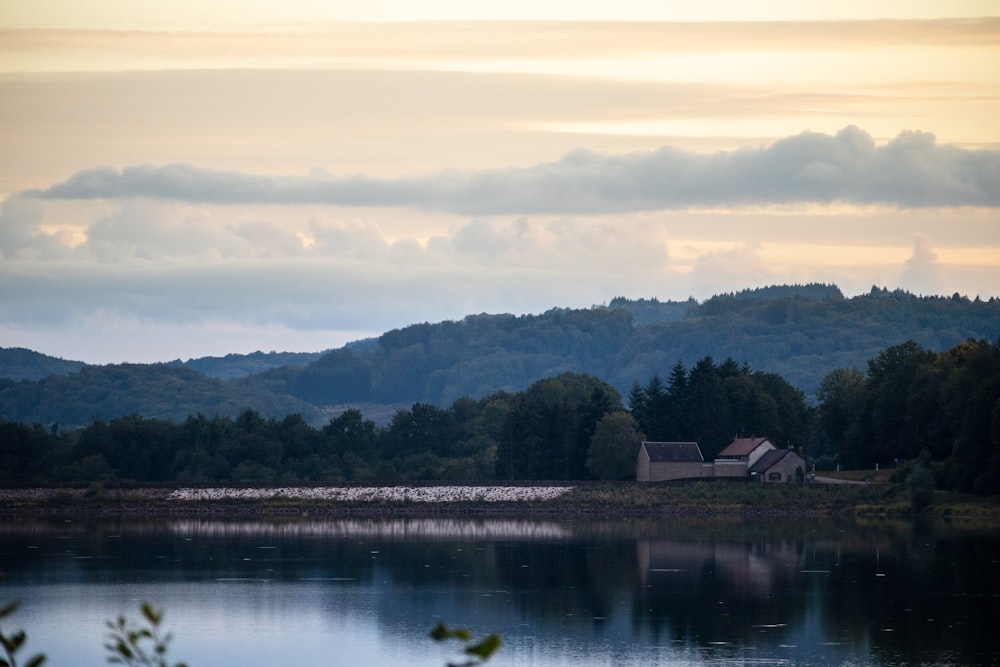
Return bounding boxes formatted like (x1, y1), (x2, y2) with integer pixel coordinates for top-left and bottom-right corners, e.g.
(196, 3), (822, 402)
(815, 338), (1000, 494)
(2, 284), (998, 428)
(2, 339), (998, 494)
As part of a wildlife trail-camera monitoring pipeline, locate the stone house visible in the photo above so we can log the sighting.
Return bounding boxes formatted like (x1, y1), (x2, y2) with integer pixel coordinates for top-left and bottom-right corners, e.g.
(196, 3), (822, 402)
(713, 436), (777, 478)
(749, 448), (806, 484)
(636, 441), (712, 482)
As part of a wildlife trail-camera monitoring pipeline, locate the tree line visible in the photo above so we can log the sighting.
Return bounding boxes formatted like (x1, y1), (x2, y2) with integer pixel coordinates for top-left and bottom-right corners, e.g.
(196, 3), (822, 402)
(816, 338), (1000, 494)
(0, 372), (618, 485)
(0, 365), (786, 486)
(627, 358), (812, 460)
(1, 339), (999, 493)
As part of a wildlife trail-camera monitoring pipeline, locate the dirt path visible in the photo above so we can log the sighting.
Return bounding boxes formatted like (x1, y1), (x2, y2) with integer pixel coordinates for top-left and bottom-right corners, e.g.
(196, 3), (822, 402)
(811, 475), (870, 485)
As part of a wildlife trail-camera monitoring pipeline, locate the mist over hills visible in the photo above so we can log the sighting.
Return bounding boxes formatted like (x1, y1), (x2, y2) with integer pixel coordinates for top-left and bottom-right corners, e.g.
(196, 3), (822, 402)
(2, 284), (999, 427)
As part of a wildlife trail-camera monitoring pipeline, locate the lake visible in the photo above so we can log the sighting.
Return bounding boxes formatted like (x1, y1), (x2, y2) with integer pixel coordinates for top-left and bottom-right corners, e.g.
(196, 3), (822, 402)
(1, 515), (998, 666)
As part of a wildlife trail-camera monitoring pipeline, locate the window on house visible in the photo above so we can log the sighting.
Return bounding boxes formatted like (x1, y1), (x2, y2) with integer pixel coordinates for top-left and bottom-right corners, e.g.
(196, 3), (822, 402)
(768, 472), (782, 481)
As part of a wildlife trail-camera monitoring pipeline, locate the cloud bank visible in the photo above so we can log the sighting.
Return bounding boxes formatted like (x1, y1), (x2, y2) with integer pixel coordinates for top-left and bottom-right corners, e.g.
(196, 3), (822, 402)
(27, 128), (1000, 214)
(4, 126), (999, 363)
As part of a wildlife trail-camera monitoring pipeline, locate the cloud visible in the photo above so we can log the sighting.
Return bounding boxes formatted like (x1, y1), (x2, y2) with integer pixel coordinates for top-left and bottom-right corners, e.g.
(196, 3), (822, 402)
(309, 216), (389, 260)
(0, 196), (73, 259)
(446, 216), (670, 274)
(687, 243), (777, 296)
(27, 128), (1000, 214)
(900, 233), (943, 295)
(0, 196), (42, 256)
(0, 204), (679, 340)
(451, 217), (535, 263)
(234, 219), (308, 259)
(85, 202), (257, 262)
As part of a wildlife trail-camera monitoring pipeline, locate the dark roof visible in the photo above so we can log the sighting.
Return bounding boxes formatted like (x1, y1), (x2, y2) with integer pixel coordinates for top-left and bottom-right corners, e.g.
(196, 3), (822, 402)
(749, 449), (801, 474)
(642, 441), (704, 463)
(717, 436), (772, 458)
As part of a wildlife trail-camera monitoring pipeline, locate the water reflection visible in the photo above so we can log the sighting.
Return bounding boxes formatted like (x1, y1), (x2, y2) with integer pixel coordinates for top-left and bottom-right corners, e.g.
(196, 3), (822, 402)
(0, 517), (997, 666)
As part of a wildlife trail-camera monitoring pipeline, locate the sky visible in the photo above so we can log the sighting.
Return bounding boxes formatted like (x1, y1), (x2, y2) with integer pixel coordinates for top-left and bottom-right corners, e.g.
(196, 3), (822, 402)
(1, 1), (998, 364)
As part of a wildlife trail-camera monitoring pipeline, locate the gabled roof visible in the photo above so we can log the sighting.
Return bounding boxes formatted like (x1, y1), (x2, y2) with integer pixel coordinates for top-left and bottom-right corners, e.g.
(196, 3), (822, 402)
(749, 449), (803, 474)
(641, 441), (704, 463)
(717, 436), (772, 458)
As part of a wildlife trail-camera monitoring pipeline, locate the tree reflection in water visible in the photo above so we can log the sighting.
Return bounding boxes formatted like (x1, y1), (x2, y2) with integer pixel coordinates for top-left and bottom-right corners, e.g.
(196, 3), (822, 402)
(0, 517), (997, 666)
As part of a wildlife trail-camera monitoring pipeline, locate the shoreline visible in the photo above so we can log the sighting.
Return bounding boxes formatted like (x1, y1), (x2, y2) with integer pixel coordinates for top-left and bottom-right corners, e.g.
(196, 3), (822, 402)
(3, 482), (999, 523)
(0, 486), (588, 520)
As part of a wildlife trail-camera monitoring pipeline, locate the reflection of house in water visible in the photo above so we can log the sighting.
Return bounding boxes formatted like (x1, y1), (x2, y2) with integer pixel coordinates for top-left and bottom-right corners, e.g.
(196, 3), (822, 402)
(637, 538), (805, 594)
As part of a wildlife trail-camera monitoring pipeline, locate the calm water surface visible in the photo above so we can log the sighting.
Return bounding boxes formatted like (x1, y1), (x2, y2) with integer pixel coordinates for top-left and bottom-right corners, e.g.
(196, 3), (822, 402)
(1, 516), (998, 666)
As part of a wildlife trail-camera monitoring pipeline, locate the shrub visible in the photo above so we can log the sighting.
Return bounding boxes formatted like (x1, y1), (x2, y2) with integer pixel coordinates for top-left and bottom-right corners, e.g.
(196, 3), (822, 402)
(906, 462), (935, 513)
(2, 601), (499, 667)
(0, 601), (45, 667)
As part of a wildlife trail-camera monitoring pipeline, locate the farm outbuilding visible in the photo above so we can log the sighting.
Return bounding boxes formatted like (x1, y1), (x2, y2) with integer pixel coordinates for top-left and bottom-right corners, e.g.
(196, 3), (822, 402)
(636, 441), (712, 482)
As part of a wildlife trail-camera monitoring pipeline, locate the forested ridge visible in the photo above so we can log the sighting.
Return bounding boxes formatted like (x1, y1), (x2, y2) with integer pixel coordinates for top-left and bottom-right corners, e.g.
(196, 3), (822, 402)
(1, 284), (999, 429)
(243, 284), (1000, 409)
(0, 364), (318, 426)
(0, 347), (86, 382)
(2, 338), (999, 494)
(166, 350), (328, 380)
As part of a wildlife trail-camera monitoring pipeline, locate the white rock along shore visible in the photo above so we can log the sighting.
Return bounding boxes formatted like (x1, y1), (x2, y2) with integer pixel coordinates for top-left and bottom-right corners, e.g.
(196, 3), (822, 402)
(167, 486), (574, 503)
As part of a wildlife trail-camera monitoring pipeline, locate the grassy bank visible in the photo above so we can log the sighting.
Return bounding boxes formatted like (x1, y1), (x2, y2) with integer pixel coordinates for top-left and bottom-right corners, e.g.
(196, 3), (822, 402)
(561, 480), (996, 519)
(2, 478), (999, 523)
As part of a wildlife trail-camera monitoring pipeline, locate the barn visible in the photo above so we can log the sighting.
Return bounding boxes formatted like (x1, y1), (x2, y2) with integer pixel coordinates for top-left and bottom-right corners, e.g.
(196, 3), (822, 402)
(636, 441), (711, 482)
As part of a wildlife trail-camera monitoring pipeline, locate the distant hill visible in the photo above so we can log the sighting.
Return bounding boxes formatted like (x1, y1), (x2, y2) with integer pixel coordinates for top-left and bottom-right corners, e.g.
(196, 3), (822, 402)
(244, 284), (1000, 407)
(606, 295), (697, 325)
(709, 283), (845, 302)
(0, 347), (327, 383)
(2, 284), (999, 427)
(0, 347), (86, 381)
(607, 284), (843, 325)
(167, 350), (329, 380)
(0, 363), (317, 427)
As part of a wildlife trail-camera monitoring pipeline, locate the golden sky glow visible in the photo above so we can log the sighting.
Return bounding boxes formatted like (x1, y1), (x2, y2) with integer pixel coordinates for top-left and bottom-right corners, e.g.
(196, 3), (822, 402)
(3, 0), (998, 26)
(0, 1), (998, 363)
